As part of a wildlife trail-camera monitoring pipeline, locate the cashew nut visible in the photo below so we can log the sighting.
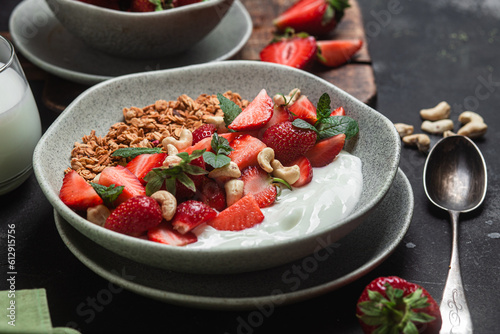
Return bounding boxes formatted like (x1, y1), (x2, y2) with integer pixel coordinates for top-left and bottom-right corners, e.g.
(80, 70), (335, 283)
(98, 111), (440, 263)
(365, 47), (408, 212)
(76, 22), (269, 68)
(87, 204), (111, 227)
(458, 111), (484, 124)
(208, 161), (241, 180)
(163, 155), (182, 168)
(224, 179), (244, 207)
(394, 123), (414, 138)
(421, 119), (454, 134)
(402, 134), (431, 153)
(273, 88), (301, 106)
(150, 190), (177, 221)
(457, 122), (488, 138)
(162, 128), (193, 151)
(443, 130), (456, 138)
(456, 111), (487, 138)
(420, 101), (451, 121)
(257, 147), (275, 173)
(205, 115), (228, 133)
(165, 143), (179, 156)
(271, 160), (300, 185)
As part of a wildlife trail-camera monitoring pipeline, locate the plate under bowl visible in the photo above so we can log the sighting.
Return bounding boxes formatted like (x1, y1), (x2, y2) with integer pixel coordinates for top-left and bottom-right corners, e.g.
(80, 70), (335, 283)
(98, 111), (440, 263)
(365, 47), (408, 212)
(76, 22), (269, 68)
(34, 60), (401, 274)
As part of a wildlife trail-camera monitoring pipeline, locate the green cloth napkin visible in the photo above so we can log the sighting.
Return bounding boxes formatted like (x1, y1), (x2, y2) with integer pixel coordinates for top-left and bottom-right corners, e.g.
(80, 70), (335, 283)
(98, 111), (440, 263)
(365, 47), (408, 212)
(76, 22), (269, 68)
(0, 289), (80, 334)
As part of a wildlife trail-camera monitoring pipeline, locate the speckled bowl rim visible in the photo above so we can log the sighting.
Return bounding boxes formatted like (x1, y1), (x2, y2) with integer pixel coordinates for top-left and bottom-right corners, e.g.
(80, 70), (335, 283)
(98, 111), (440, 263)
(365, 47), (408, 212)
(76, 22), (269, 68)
(34, 60), (401, 274)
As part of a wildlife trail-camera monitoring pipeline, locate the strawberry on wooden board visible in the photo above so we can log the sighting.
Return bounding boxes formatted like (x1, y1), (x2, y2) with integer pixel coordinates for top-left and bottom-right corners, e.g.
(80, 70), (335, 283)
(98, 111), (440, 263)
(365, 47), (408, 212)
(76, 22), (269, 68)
(192, 124), (217, 145)
(104, 195), (162, 236)
(228, 89), (273, 132)
(305, 133), (345, 167)
(60, 170), (103, 211)
(273, 0), (350, 36)
(316, 39), (363, 67)
(260, 33), (317, 69)
(288, 95), (318, 125)
(240, 166), (278, 208)
(126, 153), (167, 184)
(289, 156), (313, 187)
(98, 165), (146, 205)
(171, 200), (218, 234)
(262, 120), (317, 165)
(228, 134), (267, 171)
(357, 276), (442, 334)
(148, 222), (198, 246)
(208, 193), (265, 231)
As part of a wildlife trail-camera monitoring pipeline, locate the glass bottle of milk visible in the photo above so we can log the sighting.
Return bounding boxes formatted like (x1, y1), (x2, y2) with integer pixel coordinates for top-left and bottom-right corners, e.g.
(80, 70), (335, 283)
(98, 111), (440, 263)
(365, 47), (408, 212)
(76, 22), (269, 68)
(0, 36), (42, 195)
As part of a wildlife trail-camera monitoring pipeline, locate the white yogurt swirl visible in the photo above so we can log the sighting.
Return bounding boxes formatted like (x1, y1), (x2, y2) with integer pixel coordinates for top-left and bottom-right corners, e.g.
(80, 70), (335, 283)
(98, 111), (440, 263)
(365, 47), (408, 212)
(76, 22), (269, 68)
(186, 151), (363, 249)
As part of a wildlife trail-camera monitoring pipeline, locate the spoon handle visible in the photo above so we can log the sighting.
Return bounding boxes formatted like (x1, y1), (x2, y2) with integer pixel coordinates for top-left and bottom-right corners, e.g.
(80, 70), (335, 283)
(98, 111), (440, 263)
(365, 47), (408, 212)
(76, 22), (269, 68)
(440, 210), (473, 334)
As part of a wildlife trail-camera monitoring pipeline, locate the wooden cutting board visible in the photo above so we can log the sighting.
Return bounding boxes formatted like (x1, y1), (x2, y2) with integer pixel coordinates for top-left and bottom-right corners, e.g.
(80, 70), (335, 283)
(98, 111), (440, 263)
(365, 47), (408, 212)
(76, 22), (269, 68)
(2, 0), (375, 112)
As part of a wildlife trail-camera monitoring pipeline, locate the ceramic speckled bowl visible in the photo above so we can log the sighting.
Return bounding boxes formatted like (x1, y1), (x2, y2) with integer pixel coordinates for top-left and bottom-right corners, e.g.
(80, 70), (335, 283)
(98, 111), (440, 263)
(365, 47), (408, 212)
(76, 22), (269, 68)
(34, 61), (401, 274)
(45, 0), (234, 58)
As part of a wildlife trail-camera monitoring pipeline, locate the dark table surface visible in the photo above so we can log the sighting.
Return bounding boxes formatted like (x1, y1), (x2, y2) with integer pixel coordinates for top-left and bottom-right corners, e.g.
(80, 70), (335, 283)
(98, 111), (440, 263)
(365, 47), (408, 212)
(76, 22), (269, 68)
(2, 0), (500, 333)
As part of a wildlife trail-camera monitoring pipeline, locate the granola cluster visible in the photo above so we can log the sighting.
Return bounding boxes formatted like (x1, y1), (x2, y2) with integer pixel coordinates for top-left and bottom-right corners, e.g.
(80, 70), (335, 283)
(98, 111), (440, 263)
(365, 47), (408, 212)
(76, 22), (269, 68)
(66, 91), (248, 181)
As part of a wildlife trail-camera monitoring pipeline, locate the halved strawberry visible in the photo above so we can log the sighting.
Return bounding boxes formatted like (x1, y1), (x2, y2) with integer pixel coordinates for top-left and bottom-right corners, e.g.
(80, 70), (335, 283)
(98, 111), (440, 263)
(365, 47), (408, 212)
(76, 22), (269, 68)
(126, 153), (167, 184)
(273, 0), (350, 36)
(104, 195), (162, 236)
(262, 121), (317, 165)
(171, 200), (218, 234)
(228, 89), (273, 132)
(98, 165), (146, 205)
(228, 134), (267, 171)
(316, 39), (363, 67)
(174, 156), (206, 201)
(240, 166), (278, 208)
(289, 156), (313, 187)
(260, 34), (317, 69)
(288, 95), (318, 125)
(305, 133), (346, 167)
(330, 106), (346, 116)
(192, 124), (216, 145)
(208, 193), (265, 231)
(148, 222), (198, 246)
(60, 170), (103, 211)
(197, 177), (226, 211)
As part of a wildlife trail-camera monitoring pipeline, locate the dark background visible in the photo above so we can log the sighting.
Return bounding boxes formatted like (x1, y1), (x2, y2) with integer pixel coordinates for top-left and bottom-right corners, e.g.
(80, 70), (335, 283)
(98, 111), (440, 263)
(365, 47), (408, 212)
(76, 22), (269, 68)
(2, 0), (500, 333)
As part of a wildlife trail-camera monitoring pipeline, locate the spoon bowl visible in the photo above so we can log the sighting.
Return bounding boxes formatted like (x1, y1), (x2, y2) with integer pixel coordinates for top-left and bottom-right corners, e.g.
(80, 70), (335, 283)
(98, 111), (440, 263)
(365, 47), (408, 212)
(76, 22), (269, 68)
(423, 135), (487, 333)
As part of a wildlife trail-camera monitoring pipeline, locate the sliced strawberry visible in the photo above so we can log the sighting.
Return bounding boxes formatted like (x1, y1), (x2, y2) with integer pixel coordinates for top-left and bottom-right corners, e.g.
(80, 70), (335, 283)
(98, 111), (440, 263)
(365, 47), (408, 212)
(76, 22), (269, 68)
(289, 156), (313, 187)
(181, 132), (239, 155)
(228, 89), (273, 132)
(260, 35), (317, 69)
(240, 166), (278, 208)
(104, 196), (162, 236)
(316, 39), (363, 67)
(273, 0), (350, 36)
(98, 165), (146, 205)
(60, 170), (103, 211)
(228, 134), (267, 171)
(173, 0), (202, 7)
(208, 193), (265, 231)
(192, 124), (216, 145)
(262, 121), (317, 165)
(197, 177), (226, 211)
(148, 222), (198, 246)
(305, 133), (346, 167)
(174, 156), (206, 201)
(126, 153), (167, 184)
(330, 106), (346, 116)
(288, 95), (318, 125)
(170, 200), (218, 234)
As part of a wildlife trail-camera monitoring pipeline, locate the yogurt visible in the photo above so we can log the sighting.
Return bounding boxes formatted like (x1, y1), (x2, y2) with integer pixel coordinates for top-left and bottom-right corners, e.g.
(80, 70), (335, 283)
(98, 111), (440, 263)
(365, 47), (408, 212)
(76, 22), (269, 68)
(186, 151), (363, 249)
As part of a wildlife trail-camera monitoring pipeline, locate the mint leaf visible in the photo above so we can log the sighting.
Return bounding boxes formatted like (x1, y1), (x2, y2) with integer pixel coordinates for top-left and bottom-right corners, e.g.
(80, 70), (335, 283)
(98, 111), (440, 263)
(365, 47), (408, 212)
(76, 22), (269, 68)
(217, 93), (242, 130)
(292, 118), (319, 133)
(203, 133), (234, 169)
(316, 115), (359, 140)
(316, 93), (332, 120)
(90, 183), (124, 207)
(203, 151), (231, 169)
(111, 147), (162, 158)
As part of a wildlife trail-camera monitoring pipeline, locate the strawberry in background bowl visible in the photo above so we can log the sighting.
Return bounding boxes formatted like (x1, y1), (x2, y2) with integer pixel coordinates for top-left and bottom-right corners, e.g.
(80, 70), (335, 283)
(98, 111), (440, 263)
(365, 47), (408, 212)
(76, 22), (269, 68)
(44, 0), (234, 58)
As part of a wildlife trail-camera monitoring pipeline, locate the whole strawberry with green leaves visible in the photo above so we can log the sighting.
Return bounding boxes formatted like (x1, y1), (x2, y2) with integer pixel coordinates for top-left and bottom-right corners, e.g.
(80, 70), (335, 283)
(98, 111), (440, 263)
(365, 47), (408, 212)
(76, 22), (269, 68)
(356, 276), (442, 334)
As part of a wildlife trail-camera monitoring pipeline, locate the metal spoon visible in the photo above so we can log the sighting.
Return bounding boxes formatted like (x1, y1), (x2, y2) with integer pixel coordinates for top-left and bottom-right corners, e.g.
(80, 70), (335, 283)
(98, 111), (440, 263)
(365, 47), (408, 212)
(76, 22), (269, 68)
(423, 135), (487, 334)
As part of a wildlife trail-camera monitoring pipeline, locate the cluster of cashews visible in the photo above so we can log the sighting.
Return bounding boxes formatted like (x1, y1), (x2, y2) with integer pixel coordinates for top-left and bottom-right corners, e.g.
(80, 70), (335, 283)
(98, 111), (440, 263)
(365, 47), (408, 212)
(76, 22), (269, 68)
(394, 101), (487, 153)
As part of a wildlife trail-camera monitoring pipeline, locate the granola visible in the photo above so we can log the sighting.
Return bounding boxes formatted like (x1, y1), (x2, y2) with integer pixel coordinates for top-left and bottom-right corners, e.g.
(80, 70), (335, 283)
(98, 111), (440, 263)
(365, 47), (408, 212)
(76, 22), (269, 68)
(66, 91), (248, 181)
